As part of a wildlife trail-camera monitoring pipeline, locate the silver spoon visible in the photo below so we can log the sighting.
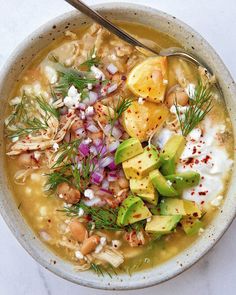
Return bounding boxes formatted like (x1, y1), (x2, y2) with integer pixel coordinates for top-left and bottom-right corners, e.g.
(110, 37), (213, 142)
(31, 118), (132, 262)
(65, 0), (213, 75)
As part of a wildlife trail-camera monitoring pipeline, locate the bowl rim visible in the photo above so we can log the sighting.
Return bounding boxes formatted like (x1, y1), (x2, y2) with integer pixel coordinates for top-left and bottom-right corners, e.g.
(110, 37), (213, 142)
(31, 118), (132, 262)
(0, 2), (236, 290)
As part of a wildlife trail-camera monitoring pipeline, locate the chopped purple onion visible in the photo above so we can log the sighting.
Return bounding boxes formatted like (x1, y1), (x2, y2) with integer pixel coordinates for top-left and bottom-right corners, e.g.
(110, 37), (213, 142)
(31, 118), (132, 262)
(111, 126), (123, 139)
(91, 171), (104, 185)
(98, 188), (113, 196)
(90, 145), (98, 156)
(78, 103), (86, 111)
(101, 179), (109, 190)
(104, 124), (112, 135)
(93, 138), (102, 147)
(108, 140), (120, 152)
(86, 123), (99, 133)
(107, 171), (118, 182)
(75, 127), (86, 137)
(88, 91), (98, 105)
(79, 143), (90, 157)
(106, 63), (118, 75)
(99, 156), (114, 168)
(108, 160), (117, 171)
(107, 83), (118, 94)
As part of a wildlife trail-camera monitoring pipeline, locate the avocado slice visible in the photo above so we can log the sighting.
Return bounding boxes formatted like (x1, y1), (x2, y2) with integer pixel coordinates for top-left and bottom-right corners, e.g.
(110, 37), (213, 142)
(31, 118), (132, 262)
(160, 135), (186, 175)
(145, 215), (182, 234)
(183, 200), (202, 218)
(165, 171), (200, 191)
(114, 137), (143, 165)
(117, 195), (152, 226)
(181, 217), (203, 236)
(160, 199), (186, 215)
(122, 146), (160, 179)
(149, 169), (179, 197)
(130, 176), (158, 205)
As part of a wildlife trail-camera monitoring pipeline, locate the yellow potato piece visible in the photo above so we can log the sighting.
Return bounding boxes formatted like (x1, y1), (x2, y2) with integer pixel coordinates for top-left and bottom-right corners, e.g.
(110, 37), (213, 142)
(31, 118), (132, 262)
(122, 101), (169, 142)
(127, 56), (168, 103)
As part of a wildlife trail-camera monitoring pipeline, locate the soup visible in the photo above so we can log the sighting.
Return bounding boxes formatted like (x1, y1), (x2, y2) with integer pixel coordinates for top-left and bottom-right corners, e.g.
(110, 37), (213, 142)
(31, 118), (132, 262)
(4, 22), (234, 275)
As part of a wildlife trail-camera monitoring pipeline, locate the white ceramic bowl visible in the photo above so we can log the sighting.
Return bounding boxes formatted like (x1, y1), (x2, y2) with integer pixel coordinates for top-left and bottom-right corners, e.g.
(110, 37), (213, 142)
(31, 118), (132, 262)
(0, 3), (236, 290)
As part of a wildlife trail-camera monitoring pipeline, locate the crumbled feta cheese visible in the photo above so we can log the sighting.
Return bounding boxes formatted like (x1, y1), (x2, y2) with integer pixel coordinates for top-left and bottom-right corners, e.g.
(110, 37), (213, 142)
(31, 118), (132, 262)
(12, 136), (19, 143)
(9, 96), (21, 106)
(95, 244), (103, 254)
(91, 65), (105, 80)
(218, 124), (226, 134)
(80, 110), (85, 120)
(84, 189), (95, 199)
(92, 52), (96, 59)
(100, 237), (107, 246)
(64, 85), (81, 109)
(64, 203), (72, 208)
(78, 208), (84, 217)
(83, 138), (92, 145)
(59, 194), (64, 199)
(53, 142), (59, 152)
(75, 250), (84, 260)
(30, 173), (41, 182)
(90, 222), (95, 230)
(146, 217), (152, 223)
(87, 83), (93, 90)
(163, 79), (168, 85)
(34, 151), (41, 161)
(185, 83), (195, 98)
(167, 180), (172, 186)
(138, 97), (145, 105)
(44, 65), (58, 84)
(64, 30), (77, 39)
(85, 106), (94, 116)
(112, 240), (122, 249)
(210, 195), (223, 207)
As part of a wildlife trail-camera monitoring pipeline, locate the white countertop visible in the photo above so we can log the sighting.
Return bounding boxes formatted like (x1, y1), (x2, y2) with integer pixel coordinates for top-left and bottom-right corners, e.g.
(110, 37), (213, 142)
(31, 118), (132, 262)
(0, 0), (236, 294)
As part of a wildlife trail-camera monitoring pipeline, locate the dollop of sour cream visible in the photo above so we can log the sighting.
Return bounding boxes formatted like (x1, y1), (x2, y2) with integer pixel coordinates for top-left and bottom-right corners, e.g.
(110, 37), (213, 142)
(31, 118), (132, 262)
(154, 118), (233, 207)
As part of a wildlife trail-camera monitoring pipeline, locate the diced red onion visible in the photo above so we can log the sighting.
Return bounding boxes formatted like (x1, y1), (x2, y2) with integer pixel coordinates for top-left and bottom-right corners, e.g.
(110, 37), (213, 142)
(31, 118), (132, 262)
(99, 156), (114, 168)
(90, 145), (98, 156)
(85, 106), (94, 117)
(78, 103), (86, 111)
(108, 160), (117, 170)
(93, 138), (102, 147)
(91, 171), (104, 185)
(107, 171), (118, 182)
(79, 143), (90, 157)
(96, 144), (107, 155)
(75, 127), (86, 137)
(86, 123), (99, 133)
(111, 126), (123, 139)
(107, 63), (118, 75)
(101, 179), (109, 189)
(88, 91), (98, 104)
(107, 83), (118, 94)
(79, 111), (86, 120)
(108, 140), (120, 152)
(104, 124), (112, 135)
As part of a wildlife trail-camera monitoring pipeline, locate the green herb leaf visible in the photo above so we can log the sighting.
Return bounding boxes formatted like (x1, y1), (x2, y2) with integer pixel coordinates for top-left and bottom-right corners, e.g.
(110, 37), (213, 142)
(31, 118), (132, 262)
(175, 80), (213, 136)
(80, 47), (100, 69)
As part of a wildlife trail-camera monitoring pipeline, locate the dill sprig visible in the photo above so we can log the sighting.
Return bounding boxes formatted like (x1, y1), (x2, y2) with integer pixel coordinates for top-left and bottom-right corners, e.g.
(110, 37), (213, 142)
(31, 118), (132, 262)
(52, 139), (82, 168)
(44, 165), (72, 192)
(61, 203), (122, 231)
(90, 263), (117, 278)
(6, 94), (59, 139)
(55, 66), (98, 96)
(108, 97), (133, 130)
(175, 80), (213, 136)
(80, 47), (100, 69)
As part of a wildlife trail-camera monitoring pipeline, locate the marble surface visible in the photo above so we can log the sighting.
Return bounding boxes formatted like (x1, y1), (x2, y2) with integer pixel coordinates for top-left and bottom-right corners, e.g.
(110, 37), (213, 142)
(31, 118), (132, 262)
(0, 0), (236, 294)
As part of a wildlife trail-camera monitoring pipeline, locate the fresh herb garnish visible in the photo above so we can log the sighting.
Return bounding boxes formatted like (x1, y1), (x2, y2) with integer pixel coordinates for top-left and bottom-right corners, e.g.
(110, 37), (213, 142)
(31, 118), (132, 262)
(80, 47), (100, 69)
(6, 94), (59, 139)
(45, 165), (72, 192)
(55, 66), (98, 96)
(90, 263), (117, 278)
(61, 203), (122, 231)
(108, 97), (132, 130)
(175, 80), (213, 136)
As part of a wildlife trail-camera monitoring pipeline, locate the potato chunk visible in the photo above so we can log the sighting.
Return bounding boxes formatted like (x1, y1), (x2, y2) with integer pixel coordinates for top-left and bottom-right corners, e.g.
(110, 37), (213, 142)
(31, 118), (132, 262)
(127, 56), (168, 103)
(122, 101), (169, 142)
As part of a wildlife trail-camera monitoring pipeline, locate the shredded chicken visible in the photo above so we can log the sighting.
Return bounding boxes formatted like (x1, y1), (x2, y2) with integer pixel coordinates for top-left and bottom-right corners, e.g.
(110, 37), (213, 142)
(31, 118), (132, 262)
(92, 246), (124, 268)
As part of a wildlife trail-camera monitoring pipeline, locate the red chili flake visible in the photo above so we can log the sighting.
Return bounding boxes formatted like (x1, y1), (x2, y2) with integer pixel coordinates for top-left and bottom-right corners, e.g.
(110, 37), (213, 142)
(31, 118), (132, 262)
(185, 157), (194, 165)
(192, 146), (197, 154)
(201, 201), (205, 205)
(201, 155), (211, 164)
(67, 113), (72, 118)
(191, 191), (195, 196)
(148, 154), (152, 158)
(193, 212), (199, 217)
(199, 184), (203, 187)
(199, 191), (208, 196)
(201, 176), (205, 180)
(195, 159), (199, 164)
(127, 109), (131, 113)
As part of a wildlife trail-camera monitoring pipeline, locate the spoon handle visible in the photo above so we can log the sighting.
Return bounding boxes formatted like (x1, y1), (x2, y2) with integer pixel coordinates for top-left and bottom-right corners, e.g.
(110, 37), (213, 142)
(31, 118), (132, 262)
(65, 0), (158, 54)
